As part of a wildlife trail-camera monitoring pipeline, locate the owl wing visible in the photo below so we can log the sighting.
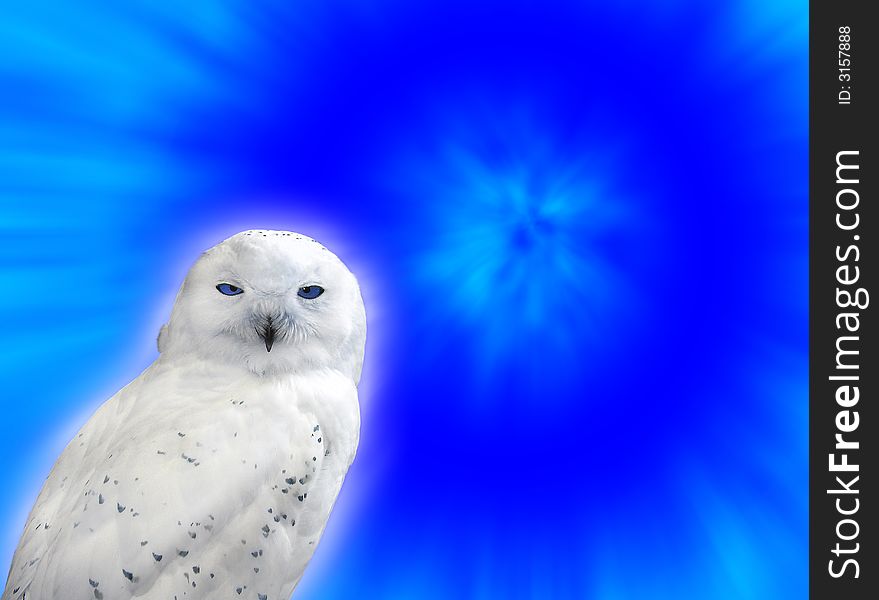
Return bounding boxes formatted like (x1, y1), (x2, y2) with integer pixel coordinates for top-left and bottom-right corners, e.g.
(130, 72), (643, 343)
(3, 365), (331, 600)
(2, 375), (135, 600)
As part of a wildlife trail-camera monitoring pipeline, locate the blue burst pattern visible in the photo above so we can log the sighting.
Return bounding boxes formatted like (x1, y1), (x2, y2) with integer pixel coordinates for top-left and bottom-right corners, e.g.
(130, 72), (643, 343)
(0, 1), (806, 598)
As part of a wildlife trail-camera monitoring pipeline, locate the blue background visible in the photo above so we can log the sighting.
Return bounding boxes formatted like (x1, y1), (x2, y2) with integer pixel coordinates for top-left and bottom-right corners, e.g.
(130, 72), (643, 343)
(0, 1), (807, 598)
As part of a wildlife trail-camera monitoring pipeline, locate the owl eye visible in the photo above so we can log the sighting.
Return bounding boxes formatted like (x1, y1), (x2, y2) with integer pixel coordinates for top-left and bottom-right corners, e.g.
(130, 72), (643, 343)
(297, 285), (324, 299)
(216, 283), (244, 296)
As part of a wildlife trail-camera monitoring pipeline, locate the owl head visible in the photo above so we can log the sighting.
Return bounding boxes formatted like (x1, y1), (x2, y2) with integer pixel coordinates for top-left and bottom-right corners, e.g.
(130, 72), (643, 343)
(159, 230), (366, 381)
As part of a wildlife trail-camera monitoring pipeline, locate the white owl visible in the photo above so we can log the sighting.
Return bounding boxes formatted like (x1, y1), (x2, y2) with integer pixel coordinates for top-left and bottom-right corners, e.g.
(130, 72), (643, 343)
(3, 230), (366, 600)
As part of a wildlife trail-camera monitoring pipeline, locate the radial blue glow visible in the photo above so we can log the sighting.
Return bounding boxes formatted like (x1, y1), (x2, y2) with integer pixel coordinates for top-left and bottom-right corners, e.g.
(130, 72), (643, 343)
(400, 129), (638, 384)
(0, 1), (806, 599)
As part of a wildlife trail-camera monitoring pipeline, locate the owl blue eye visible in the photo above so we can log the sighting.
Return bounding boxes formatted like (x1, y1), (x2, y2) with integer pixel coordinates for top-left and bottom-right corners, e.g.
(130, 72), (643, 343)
(216, 283), (243, 296)
(298, 285), (324, 299)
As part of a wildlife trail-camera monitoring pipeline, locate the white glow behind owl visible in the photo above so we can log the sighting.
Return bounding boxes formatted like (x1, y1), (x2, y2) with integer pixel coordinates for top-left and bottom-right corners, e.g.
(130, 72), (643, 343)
(3, 230), (366, 600)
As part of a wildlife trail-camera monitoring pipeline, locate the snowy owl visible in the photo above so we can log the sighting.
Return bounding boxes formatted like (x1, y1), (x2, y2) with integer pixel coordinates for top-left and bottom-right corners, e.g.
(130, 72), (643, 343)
(3, 230), (366, 600)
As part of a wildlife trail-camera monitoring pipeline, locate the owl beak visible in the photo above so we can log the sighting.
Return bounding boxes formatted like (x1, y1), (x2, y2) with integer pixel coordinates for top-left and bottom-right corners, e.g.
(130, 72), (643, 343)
(259, 318), (277, 352)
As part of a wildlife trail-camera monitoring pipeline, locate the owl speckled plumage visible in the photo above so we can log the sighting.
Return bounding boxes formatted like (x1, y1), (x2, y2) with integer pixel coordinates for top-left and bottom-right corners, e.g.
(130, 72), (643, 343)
(3, 231), (366, 600)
